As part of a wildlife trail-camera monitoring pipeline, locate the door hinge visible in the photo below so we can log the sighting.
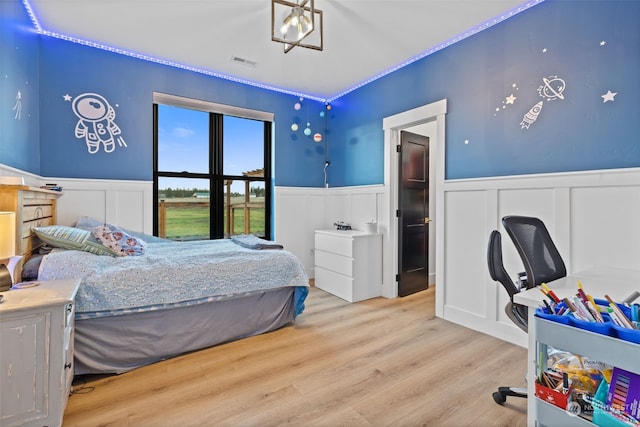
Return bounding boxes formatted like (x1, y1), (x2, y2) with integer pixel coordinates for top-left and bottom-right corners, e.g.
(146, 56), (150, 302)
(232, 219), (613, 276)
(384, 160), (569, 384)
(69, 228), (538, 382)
(396, 145), (401, 153)
(395, 274), (400, 282)
(396, 209), (401, 217)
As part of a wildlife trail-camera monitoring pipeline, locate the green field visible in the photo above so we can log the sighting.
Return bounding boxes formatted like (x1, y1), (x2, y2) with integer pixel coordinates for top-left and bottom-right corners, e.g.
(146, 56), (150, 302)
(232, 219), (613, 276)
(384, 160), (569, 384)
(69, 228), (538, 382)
(161, 197), (265, 240)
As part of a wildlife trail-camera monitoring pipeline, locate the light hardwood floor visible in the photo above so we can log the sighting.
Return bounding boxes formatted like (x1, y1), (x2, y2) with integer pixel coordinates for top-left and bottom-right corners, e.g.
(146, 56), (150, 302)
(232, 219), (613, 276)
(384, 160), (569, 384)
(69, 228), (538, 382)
(64, 286), (528, 427)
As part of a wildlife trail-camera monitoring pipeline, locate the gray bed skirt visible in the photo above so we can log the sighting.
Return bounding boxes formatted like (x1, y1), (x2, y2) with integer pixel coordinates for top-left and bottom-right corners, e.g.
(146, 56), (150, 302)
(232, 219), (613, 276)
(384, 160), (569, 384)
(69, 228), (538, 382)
(73, 287), (296, 375)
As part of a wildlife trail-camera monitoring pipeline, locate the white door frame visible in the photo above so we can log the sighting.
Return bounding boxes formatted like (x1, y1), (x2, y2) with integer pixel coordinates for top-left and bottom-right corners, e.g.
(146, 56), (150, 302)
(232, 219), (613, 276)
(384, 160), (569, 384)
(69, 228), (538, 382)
(382, 99), (447, 317)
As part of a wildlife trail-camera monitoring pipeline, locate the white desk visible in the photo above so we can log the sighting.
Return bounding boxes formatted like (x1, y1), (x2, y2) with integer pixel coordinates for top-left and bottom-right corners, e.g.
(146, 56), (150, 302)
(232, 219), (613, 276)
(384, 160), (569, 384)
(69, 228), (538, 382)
(514, 267), (640, 426)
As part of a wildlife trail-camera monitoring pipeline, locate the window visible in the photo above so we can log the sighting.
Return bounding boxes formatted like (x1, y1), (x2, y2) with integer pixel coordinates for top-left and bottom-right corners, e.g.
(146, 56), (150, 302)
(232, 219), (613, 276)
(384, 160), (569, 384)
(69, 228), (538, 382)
(153, 93), (273, 241)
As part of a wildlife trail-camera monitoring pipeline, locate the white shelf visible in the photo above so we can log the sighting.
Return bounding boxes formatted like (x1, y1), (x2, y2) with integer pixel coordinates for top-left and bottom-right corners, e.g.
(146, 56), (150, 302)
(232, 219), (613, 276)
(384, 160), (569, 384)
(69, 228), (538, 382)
(536, 399), (593, 427)
(534, 316), (640, 427)
(536, 317), (639, 374)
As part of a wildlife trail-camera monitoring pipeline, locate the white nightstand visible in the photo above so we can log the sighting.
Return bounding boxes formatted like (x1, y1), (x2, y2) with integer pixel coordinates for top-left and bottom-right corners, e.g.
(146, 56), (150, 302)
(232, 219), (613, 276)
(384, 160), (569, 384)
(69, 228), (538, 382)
(0, 278), (81, 427)
(314, 229), (382, 302)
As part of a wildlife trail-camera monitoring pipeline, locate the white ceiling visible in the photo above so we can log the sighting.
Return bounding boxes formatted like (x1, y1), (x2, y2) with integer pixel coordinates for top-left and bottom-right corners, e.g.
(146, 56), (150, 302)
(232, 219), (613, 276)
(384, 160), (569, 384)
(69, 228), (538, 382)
(27, 0), (536, 101)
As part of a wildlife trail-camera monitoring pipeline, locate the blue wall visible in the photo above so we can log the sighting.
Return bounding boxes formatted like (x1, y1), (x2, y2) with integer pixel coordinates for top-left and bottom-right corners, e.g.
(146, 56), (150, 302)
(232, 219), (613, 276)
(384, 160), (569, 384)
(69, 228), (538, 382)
(0, 0), (41, 173)
(1, 0), (639, 186)
(2, 1), (330, 186)
(36, 37), (327, 185)
(329, 0), (640, 183)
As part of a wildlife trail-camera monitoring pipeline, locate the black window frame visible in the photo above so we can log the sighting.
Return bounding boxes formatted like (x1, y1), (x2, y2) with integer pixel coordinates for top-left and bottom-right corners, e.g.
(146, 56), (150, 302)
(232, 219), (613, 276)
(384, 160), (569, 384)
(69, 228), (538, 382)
(152, 93), (273, 240)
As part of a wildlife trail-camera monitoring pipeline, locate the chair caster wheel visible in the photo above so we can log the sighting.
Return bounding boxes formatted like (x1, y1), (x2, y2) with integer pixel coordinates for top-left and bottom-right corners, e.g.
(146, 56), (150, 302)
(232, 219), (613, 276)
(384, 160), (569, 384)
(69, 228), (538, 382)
(493, 391), (506, 405)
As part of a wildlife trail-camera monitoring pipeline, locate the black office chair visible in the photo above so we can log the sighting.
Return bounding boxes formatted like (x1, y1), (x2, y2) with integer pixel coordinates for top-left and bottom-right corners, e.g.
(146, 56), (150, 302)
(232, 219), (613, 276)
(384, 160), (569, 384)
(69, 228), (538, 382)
(487, 230), (528, 404)
(488, 230), (528, 333)
(487, 216), (567, 404)
(502, 215), (567, 289)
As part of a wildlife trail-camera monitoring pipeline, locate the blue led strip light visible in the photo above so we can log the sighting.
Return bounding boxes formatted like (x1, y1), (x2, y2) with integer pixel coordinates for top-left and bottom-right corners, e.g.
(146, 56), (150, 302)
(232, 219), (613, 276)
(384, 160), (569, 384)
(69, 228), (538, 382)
(325, 0), (545, 103)
(20, 1), (325, 102)
(42, 29), (327, 102)
(20, 0), (42, 31)
(22, 0), (544, 103)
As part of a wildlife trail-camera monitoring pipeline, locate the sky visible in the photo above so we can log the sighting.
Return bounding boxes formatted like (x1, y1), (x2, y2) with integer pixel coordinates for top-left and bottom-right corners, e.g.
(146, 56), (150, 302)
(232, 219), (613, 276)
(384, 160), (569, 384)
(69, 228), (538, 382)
(157, 104), (265, 194)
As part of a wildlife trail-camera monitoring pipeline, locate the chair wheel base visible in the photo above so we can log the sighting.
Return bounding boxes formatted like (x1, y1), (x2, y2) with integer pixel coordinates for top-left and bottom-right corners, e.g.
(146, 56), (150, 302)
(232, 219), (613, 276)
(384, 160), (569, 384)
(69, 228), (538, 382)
(492, 386), (527, 405)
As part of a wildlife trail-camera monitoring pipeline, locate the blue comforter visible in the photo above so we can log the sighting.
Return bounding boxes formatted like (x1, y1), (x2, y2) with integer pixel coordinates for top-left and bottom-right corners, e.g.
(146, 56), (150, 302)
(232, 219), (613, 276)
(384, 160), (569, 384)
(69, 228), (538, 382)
(38, 239), (309, 319)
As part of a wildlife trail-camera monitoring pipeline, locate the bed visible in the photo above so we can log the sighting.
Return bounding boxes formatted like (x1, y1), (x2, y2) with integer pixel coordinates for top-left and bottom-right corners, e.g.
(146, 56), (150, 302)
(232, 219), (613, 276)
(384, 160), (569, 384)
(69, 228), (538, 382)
(25, 220), (309, 375)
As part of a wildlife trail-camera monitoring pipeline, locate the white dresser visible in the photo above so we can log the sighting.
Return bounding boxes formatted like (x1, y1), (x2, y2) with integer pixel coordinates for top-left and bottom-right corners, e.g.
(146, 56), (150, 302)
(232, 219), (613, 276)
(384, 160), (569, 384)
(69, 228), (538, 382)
(314, 229), (382, 303)
(0, 278), (80, 427)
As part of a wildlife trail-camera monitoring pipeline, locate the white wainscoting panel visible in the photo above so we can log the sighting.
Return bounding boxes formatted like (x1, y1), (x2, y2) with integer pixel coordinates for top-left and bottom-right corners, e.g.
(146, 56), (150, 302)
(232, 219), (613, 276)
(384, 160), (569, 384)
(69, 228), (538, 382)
(440, 168), (640, 347)
(0, 164), (153, 233)
(442, 190), (489, 319)
(0, 163), (41, 187)
(58, 189), (107, 225)
(325, 194), (351, 228)
(42, 177), (152, 234)
(570, 186), (640, 273)
(274, 188), (326, 277)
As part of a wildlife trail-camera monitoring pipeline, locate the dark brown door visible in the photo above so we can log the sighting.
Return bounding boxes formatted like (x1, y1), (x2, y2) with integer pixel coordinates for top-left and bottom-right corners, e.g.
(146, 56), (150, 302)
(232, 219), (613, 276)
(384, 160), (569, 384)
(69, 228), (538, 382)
(398, 131), (430, 296)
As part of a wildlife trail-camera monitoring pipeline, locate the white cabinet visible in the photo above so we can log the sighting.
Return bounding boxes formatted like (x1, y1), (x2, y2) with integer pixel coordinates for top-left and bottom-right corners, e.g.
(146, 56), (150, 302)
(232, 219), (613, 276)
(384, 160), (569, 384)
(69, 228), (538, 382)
(314, 229), (382, 302)
(0, 279), (80, 427)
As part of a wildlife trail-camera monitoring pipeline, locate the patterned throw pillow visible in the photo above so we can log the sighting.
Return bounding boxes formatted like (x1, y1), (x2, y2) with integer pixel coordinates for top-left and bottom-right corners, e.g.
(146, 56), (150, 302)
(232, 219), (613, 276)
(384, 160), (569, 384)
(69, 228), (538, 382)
(75, 216), (168, 243)
(91, 224), (146, 256)
(32, 225), (117, 256)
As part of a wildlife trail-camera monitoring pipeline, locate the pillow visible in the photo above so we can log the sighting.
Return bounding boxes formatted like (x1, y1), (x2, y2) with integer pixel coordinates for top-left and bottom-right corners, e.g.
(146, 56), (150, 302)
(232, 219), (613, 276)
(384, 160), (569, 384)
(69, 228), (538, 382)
(91, 224), (146, 256)
(75, 216), (168, 243)
(32, 225), (117, 256)
(22, 254), (44, 281)
(74, 216), (102, 230)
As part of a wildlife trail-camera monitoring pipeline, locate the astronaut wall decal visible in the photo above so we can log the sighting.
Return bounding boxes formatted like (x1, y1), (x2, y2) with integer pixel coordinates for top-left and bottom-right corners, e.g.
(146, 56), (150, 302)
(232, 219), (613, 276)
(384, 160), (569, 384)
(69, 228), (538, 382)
(13, 91), (22, 120)
(66, 92), (127, 154)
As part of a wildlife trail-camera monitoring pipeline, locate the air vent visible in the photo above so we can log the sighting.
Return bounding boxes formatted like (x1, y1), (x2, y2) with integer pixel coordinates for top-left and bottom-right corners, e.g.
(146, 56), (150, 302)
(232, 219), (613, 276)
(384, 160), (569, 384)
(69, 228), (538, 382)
(230, 56), (257, 68)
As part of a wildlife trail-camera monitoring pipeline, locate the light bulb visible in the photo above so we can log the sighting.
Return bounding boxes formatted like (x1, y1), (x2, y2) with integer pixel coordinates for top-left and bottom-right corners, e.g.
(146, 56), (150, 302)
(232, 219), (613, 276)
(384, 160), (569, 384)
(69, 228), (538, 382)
(280, 14), (292, 35)
(302, 14), (311, 28)
(297, 22), (303, 39)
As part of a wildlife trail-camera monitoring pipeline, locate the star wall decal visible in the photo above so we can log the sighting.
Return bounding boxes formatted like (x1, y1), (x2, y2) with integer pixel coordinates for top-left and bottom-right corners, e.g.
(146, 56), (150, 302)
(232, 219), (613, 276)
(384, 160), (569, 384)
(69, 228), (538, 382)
(505, 94), (517, 104)
(601, 90), (617, 103)
(63, 94), (72, 101)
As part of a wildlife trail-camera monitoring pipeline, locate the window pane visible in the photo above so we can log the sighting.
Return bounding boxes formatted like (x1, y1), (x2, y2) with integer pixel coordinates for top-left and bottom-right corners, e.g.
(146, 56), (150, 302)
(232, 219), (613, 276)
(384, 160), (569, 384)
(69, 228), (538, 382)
(157, 105), (209, 173)
(154, 94), (272, 240)
(158, 177), (210, 241)
(223, 116), (264, 176)
(223, 180), (265, 238)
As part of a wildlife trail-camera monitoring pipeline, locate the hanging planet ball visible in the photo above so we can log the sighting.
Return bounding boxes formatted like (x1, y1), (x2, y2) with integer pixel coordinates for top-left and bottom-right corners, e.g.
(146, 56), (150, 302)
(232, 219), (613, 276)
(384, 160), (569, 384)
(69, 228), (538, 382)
(320, 111), (325, 118)
(294, 103), (301, 110)
(304, 127), (311, 136)
(314, 133), (322, 142)
(326, 104), (332, 110)
(299, 97), (304, 102)
(291, 123), (299, 131)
